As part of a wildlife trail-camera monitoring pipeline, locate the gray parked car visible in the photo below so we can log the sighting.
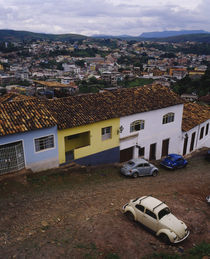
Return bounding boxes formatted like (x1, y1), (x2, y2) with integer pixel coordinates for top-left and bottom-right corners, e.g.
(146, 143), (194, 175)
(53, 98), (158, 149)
(121, 158), (158, 178)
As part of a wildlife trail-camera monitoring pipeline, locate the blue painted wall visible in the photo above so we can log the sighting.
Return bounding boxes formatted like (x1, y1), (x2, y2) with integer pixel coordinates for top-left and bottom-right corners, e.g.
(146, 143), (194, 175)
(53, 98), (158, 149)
(75, 147), (120, 166)
(0, 126), (58, 167)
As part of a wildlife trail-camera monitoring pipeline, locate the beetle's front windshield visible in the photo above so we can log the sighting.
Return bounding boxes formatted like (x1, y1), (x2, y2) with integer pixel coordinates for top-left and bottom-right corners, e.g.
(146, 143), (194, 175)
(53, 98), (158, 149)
(158, 207), (171, 219)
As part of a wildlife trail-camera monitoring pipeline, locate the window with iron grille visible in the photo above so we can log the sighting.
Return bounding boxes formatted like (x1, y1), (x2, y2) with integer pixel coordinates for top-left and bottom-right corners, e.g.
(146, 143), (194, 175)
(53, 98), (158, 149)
(101, 126), (112, 140)
(35, 135), (54, 152)
(162, 113), (175, 124)
(130, 120), (144, 132)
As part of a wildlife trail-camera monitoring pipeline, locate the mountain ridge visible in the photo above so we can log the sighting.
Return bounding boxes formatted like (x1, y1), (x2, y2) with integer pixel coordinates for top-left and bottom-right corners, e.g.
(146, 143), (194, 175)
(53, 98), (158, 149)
(0, 29), (210, 43)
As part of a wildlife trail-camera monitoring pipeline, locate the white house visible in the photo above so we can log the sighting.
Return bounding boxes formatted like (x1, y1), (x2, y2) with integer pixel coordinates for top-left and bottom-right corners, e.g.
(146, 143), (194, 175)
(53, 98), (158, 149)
(119, 104), (184, 161)
(114, 84), (184, 162)
(119, 97), (210, 162)
(182, 103), (210, 156)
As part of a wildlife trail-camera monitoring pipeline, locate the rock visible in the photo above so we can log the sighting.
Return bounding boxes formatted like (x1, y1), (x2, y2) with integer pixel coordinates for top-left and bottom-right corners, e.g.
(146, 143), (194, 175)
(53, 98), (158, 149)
(9, 202), (15, 207)
(178, 247), (184, 253)
(41, 220), (48, 227)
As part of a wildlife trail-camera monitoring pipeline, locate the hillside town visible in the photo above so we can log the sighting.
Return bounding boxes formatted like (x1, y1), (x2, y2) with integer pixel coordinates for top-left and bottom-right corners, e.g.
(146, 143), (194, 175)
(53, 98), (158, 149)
(0, 1), (210, 257)
(0, 37), (210, 176)
(0, 39), (210, 100)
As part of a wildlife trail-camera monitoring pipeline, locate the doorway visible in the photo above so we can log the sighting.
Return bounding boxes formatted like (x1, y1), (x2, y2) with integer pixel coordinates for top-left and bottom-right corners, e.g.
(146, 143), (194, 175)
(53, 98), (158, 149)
(149, 143), (156, 160)
(120, 147), (133, 162)
(161, 139), (169, 157)
(190, 132), (196, 152)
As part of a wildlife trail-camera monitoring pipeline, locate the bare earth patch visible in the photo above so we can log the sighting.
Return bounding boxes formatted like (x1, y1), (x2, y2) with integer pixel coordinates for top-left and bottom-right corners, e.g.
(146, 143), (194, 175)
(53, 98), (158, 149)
(0, 151), (209, 258)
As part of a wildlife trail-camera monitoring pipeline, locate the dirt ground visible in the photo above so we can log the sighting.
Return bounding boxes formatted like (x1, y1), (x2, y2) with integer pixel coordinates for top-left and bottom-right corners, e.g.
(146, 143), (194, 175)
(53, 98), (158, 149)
(0, 150), (209, 259)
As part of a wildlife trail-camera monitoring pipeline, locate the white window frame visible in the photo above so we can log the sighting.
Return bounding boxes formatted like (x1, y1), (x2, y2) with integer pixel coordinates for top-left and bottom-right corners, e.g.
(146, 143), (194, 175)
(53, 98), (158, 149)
(34, 134), (55, 153)
(130, 120), (145, 132)
(102, 126), (112, 141)
(162, 113), (175, 124)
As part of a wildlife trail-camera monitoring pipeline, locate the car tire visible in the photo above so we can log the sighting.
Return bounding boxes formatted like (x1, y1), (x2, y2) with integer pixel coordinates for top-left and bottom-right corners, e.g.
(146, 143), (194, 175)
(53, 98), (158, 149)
(132, 173), (138, 178)
(152, 170), (158, 176)
(160, 233), (170, 244)
(125, 211), (135, 221)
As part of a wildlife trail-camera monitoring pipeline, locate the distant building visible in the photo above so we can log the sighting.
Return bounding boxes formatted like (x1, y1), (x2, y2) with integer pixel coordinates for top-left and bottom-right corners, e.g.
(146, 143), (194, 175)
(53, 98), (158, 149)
(181, 93), (198, 102)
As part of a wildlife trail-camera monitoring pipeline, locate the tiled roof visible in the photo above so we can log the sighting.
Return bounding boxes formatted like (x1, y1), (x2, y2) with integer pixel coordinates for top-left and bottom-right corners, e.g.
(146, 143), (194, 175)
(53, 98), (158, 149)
(34, 80), (78, 88)
(47, 84), (184, 130)
(0, 99), (57, 136)
(0, 84), (184, 136)
(0, 93), (36, 103)
(182, 103), (210, 132)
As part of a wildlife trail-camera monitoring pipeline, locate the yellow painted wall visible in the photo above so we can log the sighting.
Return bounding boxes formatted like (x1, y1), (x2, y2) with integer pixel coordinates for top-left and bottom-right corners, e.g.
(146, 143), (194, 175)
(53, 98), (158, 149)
(57, 118), (120, 164)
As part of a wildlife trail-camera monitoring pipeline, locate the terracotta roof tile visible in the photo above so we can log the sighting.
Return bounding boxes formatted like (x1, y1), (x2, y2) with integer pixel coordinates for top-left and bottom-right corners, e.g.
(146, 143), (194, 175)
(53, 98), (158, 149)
(47, 84), (184, 130)
(0, 84), (184, 136)
(182, 103), (210, 132)
(0, 93), (36, 103)
(0, 99), (57, 136)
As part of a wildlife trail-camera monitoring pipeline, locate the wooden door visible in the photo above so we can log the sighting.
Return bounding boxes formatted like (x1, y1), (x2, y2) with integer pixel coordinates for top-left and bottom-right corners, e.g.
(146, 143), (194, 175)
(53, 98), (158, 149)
(120, 147), (133, 162)
(149, 143), (156, 160)
(190, 132), (196, 152)
(161, 139), (169, 157)
(183, 136), (188, 155)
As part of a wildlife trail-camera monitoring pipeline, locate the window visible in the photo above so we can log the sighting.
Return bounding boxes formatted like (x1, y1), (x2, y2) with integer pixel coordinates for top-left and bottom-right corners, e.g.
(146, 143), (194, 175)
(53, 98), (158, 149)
(145, 209), (157, 220)
(35, 135), (54, 152)
(144, 163), (150, 167)
(135, 204), (144, 212)
(162, 113), (174, 124)
(102, 126), (112, 140)
(200, 127), (204, 140)
(206, 123), (209, 136)
(137, 164), (144, 168)
(158, 207), (171, 220)
(130, 120), (144, 132)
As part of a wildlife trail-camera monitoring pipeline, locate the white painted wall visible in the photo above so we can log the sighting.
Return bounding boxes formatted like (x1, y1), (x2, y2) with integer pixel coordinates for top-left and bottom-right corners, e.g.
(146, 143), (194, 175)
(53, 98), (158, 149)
(120, 104), (184, 160)
(182, 120), (210, 155)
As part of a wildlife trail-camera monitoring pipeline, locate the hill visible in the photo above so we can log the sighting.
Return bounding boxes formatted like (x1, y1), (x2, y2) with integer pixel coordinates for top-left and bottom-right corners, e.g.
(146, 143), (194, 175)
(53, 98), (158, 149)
(140, 30), (208, 38)
(0, 29), (87, 42)
(93, 33), (210, 43)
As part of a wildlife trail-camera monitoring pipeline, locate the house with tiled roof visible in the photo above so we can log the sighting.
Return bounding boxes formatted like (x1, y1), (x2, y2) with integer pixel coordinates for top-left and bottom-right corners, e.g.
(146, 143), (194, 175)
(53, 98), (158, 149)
(0, 99), (59, 174)
(0, 84), (209, 175)
(46, 84), (185, 164)
(117, 85), (184, 161)
(182, 103), (210, 156)
(46, 91), (120, 165)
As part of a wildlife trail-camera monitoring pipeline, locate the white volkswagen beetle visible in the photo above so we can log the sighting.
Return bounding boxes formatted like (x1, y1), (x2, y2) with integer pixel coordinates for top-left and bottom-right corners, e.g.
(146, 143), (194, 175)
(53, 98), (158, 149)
(123, 195), (190, 244)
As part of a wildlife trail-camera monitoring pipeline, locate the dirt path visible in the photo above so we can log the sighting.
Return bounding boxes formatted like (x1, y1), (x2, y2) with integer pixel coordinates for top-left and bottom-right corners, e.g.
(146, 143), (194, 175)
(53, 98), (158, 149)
(0, 153), (209, 258)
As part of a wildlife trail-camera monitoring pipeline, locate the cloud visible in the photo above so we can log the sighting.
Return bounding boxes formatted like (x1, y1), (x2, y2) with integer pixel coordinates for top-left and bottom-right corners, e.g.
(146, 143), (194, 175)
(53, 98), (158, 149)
(0, 0), (209, 36)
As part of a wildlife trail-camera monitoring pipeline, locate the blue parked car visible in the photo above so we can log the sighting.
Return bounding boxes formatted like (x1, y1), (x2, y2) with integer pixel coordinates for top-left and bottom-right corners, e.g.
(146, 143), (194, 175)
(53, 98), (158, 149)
(161, 154), (188, 170)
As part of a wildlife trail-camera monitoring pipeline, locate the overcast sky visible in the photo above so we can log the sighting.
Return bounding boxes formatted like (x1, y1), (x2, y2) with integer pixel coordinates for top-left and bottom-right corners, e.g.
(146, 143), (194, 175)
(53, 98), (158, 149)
(0, 0), (209, 36)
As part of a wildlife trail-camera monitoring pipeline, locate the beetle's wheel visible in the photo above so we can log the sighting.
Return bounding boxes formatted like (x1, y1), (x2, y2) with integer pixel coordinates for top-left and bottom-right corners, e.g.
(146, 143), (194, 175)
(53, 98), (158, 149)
(160, 233), (170, 244)
(152, 170), (158, 176)
(133, 173), (138, 178)
(125, 211), (135, 221)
